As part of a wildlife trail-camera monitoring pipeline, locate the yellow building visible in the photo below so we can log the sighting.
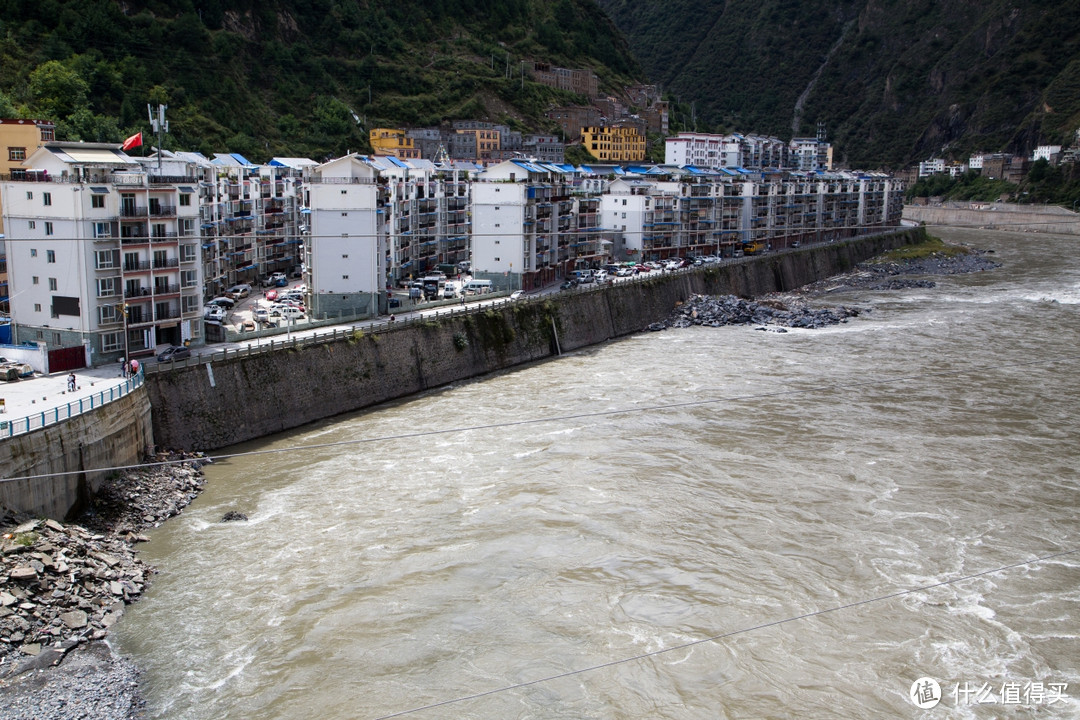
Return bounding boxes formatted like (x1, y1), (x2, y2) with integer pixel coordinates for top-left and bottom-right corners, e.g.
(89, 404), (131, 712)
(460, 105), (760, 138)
(369, 128), (420, 159)
(0, 118), (56, 314)
(581, 125), (646, 162)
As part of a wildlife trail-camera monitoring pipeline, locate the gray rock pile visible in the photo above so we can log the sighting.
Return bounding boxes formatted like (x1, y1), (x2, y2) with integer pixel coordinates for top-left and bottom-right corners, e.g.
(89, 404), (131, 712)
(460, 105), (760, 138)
(804, 248), (1000, 294)
(0, 455), (209, 718)
(651, 294), (861, 332)
(0, 517), (149, 667)
(79, 454), (208, 535)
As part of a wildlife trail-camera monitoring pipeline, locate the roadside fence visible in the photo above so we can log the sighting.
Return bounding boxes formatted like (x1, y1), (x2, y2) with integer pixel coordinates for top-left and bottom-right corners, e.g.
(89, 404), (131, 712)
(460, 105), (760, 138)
(0, 368), (145, 439)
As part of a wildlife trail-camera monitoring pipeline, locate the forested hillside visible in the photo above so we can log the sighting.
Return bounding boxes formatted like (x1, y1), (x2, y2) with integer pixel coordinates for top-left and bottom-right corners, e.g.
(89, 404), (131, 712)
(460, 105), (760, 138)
(0, 0), (640, 162)
(597, 0), (1080, 168)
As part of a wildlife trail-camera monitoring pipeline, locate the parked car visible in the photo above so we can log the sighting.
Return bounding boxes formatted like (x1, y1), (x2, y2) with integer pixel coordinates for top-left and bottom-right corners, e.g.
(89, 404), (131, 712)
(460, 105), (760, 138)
(240, 320), (256, 332)
(265, 290), (279, 302)
(157, 345), (191, 362)
(268, 272), (288, 287)
(270, 305), (305, 320)
(615, 267), (634, 277)
(510, 290), (524, 300)
(203, 305), (227, 321)
(226, 283), (251, 299)
(207, 296), (235, 309)
(253, 308), (270, 322)
(560, 278), (578, 290)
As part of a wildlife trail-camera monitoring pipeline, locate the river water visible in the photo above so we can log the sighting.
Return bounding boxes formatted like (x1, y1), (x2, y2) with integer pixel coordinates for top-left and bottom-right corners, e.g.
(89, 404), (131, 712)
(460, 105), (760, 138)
(115, 227), (1080, 719)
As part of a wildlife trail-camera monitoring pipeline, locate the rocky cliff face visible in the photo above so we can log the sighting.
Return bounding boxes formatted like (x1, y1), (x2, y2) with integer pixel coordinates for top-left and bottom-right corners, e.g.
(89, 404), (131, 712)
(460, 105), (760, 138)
(597, 0), (1080, 167)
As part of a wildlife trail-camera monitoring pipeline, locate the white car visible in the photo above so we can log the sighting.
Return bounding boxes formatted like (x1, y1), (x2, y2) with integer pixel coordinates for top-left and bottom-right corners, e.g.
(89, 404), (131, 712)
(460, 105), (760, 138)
(203, 305), (226, 322)
(270, 305), (305, 320)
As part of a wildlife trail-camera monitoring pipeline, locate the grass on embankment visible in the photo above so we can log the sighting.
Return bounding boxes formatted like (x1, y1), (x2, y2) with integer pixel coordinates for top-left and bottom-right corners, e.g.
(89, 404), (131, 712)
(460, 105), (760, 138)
(879, 234), (971, 262)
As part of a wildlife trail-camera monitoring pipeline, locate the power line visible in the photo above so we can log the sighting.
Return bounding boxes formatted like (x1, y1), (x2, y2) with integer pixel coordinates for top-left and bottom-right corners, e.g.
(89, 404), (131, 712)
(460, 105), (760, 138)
(2, 352), (1075, 485)
(372, 548), (1079, 719)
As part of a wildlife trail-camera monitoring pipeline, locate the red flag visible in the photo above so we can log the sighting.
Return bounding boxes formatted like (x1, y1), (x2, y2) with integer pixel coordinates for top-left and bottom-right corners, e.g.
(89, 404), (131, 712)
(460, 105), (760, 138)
(121, 132), (142, 151)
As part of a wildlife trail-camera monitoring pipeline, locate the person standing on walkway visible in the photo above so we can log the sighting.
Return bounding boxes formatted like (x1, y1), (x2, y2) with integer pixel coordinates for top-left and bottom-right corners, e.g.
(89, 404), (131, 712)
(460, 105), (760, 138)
(67, 373), (76, 392)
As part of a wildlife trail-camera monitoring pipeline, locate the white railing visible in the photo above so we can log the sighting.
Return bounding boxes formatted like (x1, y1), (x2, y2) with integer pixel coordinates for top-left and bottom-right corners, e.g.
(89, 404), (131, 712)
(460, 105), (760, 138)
(0, 369), (145, 438)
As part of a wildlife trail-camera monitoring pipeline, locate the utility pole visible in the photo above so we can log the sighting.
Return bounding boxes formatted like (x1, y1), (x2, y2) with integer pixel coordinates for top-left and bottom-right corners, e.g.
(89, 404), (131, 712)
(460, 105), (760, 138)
(147, 104), (168, 176)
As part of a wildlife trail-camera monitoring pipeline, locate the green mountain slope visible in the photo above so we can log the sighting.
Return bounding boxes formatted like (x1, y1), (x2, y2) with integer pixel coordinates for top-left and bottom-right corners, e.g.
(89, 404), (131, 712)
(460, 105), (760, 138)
(0, 0), (640, 162)
(597, 0), (1080, 168)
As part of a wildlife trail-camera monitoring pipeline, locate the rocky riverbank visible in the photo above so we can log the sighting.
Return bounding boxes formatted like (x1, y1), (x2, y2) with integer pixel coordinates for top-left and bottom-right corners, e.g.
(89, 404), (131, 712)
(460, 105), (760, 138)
(0, 454), (208, 720)
(649, 243), (1001, 332)
(651, 294), (861, 332)
(797, 245), (1001, 295)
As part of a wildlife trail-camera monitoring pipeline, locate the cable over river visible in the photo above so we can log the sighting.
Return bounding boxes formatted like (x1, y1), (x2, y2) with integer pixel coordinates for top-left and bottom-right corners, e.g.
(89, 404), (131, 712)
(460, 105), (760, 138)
(115, 227), (1079, 719)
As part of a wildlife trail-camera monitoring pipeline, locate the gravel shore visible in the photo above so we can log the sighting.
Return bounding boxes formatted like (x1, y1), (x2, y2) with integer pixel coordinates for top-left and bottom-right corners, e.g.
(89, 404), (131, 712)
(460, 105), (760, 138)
(0, 454), (209, 720)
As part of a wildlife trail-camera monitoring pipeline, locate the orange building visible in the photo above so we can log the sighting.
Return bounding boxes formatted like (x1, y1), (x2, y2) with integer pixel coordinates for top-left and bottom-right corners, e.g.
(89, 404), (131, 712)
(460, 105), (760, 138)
(581, 125), (646, 162)
(0, 118), (56, 313)
(369, 128), (420, 159)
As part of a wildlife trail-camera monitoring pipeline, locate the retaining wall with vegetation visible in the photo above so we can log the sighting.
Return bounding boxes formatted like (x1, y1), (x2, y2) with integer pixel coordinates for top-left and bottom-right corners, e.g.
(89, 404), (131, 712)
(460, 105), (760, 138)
(147, 228), (925, 451)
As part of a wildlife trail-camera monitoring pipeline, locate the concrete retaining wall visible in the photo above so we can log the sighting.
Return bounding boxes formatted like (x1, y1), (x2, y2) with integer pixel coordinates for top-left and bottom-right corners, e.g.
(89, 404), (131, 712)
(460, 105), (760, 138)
(904, 204), (1080, 235)
(0, 387), (154, 520)
(147, 228), (924, 452)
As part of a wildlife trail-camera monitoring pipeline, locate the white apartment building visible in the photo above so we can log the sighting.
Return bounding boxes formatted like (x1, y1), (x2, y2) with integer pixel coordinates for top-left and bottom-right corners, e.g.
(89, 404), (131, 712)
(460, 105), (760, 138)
(665, 132), (747, 168)
(1032, 145), (1062, 163)
(304, 154), (388, 318)
(0, 142), (204, 364)
(918, 158), (946, 177)
(471, 159), (594, 291)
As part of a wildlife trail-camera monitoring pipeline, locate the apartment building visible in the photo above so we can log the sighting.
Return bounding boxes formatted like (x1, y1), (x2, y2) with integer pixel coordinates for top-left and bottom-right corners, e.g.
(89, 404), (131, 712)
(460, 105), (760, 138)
(582, 125), (646, 162)
(1, 118), (56, 314)
(471, 159), (605, 291)
(369, 129), (420, 159)
(369, 156), (473, 283)
(197, 152), (308, 299)
(304, 154), (388, 319)
(0, 142), (205, 363)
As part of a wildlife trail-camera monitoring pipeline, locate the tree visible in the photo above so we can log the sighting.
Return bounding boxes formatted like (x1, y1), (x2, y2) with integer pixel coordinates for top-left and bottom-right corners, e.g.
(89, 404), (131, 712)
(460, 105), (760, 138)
(29, 61), (90, 119)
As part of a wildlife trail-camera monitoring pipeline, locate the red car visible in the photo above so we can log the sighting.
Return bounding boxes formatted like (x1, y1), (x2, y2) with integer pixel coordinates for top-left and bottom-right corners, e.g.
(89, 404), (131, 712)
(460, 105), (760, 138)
(265, 290), (278, 301)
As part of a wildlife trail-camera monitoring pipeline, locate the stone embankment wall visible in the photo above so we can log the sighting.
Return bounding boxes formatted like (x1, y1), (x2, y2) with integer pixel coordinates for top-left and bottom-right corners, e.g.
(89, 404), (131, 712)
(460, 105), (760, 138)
(0, 389), (153, 520)
(147, 228), (925, 452)
(904, 203), (1080, 235)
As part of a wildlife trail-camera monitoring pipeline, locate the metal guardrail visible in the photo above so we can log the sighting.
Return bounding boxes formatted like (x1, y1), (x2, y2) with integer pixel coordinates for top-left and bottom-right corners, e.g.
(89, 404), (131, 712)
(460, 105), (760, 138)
(0, 368), (145, 439)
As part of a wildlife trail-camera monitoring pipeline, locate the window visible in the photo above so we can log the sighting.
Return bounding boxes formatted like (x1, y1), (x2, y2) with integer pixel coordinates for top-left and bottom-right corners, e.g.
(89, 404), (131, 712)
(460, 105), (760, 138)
(102, 332), (122, 352)
(621, 213), (626, 219)
(34, 303), (41, 313)
(181, 219), (195, 236)
(49, 278), (57, 291)
(95, 249), (119, 269)
(43, 192), (52, 206)
(622, 199), (627, 206)
(181, 270), (197, 287)
(97, 277), (118, 297)
(182, 295), (199, 313)
(30, 248), (37, 257)
(342, 275), (349, 280)
(47, 250), (56, 263)
(179, 194), (191, 207)
(494, 257), (500, 262)
(92, 195), (105, 209)
(341, 189), (347, 194)
(28, 221), (35, 230)
(53, 332), (61, 345)
(94, 222), (111, 238)
(181, 245), (197, 262)
(8, 147), (26, 161)
(32, 276), (39, 285)
(341, 212), (348, 216)
(45, 222), (53, 236)
(26, 191), (32, 200)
